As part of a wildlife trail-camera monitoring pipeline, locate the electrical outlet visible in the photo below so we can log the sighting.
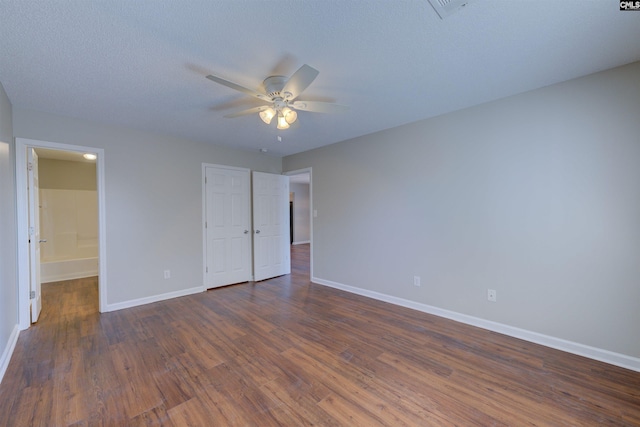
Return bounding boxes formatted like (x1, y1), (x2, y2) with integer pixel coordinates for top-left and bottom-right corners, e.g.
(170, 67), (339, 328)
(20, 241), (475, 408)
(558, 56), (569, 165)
(164, 270), (171, 279)
(414, 276), (421, 287)
(488, 289), (497, 302)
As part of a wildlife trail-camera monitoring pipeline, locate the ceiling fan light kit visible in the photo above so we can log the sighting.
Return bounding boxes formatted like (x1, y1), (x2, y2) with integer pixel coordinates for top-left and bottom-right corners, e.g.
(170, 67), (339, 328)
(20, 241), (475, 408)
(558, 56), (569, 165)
(259, 106), (297, 130)
(206, 64), (348, 130)
(277, 114), (290, 130)
(279, 108), (297, 128)
(259, 108), (276, 124)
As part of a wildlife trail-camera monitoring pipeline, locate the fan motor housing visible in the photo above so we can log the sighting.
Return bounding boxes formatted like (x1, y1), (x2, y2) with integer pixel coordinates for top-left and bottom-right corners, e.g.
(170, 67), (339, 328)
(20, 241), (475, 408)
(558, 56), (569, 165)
(262, 76), (287, 99)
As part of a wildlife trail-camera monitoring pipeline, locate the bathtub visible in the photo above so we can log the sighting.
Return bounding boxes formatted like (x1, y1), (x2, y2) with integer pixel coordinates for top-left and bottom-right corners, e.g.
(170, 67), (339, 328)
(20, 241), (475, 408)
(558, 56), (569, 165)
(40, 257), (99, 283)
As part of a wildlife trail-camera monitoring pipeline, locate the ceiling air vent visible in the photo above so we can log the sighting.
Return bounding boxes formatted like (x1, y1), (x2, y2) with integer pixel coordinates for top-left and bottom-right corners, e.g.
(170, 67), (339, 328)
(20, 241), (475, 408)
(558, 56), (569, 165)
(428, 0), (471, 19)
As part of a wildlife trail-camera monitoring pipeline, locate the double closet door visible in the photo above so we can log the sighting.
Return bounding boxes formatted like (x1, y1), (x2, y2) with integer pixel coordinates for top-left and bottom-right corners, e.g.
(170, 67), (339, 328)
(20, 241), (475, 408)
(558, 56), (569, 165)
(204, 165), (290, 289)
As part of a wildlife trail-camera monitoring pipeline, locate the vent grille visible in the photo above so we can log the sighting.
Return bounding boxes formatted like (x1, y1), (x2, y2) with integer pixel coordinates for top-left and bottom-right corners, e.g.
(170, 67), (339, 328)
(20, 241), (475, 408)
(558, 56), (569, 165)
(428, 0), (471, 19)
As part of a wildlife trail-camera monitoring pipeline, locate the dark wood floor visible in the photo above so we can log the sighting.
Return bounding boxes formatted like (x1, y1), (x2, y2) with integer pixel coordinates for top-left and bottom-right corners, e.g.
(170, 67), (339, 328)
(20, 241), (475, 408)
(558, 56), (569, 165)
(1, 244), (639, 426)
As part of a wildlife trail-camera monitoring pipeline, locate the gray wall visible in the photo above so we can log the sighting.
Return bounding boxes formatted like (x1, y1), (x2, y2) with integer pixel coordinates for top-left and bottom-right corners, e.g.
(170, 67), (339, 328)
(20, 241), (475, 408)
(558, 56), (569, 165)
(13, 109), (282, 307)
(283, 61), (640, 359)
(291, 182), (310, 243)
(0, 81), (17, 377)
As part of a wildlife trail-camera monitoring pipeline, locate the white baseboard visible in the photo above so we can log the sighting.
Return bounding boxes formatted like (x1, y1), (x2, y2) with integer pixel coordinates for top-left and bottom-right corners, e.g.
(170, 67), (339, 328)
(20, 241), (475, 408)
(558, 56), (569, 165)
(105, 286), (204, 312)
(42, 270), (98, 283)
(292, 240), (310, 245)
(0, 324), (20, 385)
(40, 258), (99, 284)
(312, 276), (640, 373)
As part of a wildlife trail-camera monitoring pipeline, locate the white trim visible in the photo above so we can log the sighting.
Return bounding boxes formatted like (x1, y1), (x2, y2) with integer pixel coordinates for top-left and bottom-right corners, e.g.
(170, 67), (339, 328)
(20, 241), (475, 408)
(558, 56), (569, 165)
(292, 240), (310, 245)
(105, 286), (203, 312)
(16, 138), (108, 329)
(40, 257), (98, 283)
(284, 168), (313, 278)
(0, 324), (20, 384)
(201, 164), (207, 291)
(312, 276), (640, 373)
(41, 271), (98, 283)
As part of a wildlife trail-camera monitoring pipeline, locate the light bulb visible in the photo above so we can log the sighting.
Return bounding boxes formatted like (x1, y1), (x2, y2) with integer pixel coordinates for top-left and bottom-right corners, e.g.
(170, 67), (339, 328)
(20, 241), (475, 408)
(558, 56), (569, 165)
(282, 107), (297, 125)
(83, 153), (97, 160)
(277, 114), (290, 130)
(259, 108), (276, 124)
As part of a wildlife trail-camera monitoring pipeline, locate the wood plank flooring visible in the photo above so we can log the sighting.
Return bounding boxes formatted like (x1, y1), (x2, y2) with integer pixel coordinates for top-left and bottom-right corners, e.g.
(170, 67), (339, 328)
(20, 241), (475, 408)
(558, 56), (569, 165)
(1, 244), (639, 426)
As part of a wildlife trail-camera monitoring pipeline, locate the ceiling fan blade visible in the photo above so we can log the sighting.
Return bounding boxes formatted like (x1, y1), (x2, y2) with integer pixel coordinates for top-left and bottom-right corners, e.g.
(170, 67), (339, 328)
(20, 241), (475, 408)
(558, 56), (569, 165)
(290, 101), (349, 114)
(206, 74), (270, 101)
(269, 53), (298, 76)
(281, 64), (319, 101)
(224, 105), (271, 118)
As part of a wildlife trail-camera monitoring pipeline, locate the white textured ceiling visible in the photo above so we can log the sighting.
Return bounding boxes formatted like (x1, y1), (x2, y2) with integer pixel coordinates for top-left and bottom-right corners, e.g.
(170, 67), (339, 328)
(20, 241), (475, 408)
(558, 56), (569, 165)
(1, 1), (639, 157)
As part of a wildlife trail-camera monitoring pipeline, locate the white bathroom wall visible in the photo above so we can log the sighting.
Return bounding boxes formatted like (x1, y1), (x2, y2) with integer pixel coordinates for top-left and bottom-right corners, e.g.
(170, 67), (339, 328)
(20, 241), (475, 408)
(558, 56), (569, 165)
(37, 157), (99, 282)
(39, 188), (98, 261)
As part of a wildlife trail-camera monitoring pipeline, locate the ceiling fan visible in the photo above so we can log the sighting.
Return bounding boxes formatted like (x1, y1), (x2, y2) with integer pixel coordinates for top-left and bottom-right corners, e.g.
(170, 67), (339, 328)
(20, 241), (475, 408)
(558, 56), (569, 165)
(206, 64), (348, 130)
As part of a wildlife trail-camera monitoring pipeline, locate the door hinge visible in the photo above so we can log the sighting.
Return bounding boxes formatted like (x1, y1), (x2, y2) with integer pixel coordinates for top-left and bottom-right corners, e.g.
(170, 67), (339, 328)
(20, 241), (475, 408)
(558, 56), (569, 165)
(28, 162), (33, 172)
(30, 291), (36, 299)
(206, 266), (208, 273)
(205, 221), (207, 229)
(205, 176), (207, 184)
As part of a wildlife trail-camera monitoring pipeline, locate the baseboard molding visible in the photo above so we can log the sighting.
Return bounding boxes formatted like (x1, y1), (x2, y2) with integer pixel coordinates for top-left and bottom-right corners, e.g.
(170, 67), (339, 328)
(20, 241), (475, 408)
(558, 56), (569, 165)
(105, 286), (204, 312)
(0, 324), (20, 385)
(292, 240), (310, 245)
(312, 276), (640, 373)
(40, 258), (99, 284)
(42, 270), (98, 283)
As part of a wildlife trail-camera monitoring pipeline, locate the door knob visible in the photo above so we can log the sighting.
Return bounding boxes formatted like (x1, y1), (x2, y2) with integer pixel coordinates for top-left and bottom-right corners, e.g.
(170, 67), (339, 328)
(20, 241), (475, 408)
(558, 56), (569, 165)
(39, 239), (47, 243)
(244, 230), (249, 234)
(255, 230), (260, 234)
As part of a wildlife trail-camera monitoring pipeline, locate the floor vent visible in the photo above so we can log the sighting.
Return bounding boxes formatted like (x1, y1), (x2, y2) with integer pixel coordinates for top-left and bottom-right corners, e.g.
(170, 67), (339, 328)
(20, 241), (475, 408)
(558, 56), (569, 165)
(428, 0), (471, 19)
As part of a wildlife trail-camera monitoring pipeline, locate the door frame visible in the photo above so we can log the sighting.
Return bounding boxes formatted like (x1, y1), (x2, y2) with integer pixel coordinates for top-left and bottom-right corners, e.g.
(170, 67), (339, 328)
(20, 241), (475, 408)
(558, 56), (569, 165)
(284, 167), (313, 279)
(16, 138), (108, 329)
(201, 163), (252, 288)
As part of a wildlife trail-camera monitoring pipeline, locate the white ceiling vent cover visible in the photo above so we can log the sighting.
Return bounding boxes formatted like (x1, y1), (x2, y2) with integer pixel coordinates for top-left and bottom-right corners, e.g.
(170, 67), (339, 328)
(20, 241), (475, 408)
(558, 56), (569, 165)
(428, 0), (472, 19)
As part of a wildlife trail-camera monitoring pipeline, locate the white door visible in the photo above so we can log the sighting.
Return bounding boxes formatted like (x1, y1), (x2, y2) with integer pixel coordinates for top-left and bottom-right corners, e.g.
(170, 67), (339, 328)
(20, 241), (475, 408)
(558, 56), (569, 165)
(27, 148), (43, 322)
(252, 172), (290, 281)
(204, 166), (251, 288)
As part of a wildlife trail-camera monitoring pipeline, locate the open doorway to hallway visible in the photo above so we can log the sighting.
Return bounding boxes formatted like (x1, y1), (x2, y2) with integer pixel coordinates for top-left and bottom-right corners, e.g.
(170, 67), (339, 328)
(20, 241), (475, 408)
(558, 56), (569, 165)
(286, 169), (312, 280)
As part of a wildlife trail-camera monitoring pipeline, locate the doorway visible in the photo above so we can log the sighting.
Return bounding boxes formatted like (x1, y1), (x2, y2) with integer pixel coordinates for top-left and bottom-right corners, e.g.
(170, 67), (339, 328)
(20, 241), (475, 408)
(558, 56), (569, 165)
(16, 138), (107, 330)
(35, 148), (100, 320)
(285, 168), (313, 280)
